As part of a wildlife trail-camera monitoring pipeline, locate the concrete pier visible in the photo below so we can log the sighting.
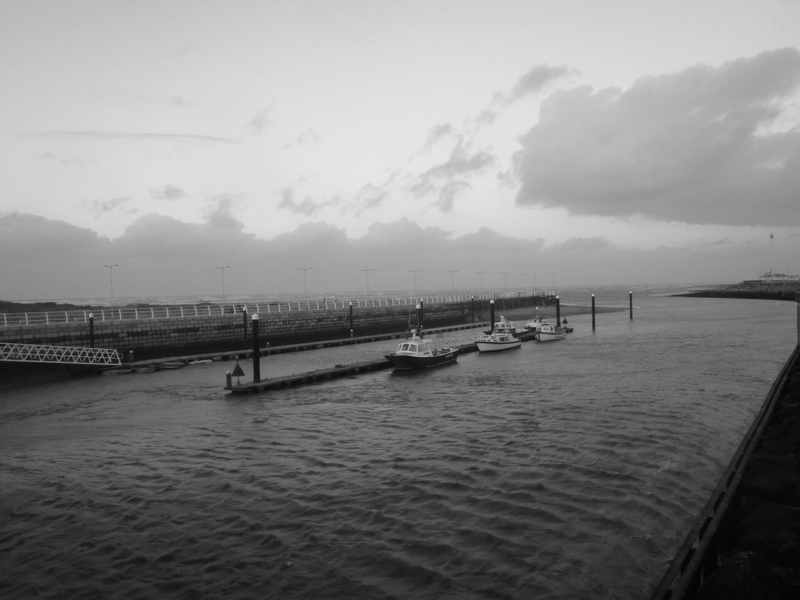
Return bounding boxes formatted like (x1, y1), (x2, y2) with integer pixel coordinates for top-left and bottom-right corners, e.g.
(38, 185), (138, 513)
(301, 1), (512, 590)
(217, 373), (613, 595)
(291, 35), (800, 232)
(650, 344), (800, 599)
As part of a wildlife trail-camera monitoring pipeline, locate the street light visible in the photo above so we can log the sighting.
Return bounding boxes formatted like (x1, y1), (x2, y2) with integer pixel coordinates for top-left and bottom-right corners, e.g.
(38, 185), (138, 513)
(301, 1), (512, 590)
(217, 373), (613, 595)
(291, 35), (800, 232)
(517, 272), (527, 291)
(549, 272), (558, 290)
(216, 265), (230, 304)
(476, 271), (486, 294)
(409, 269), (421, 295)
(104, 264), (118, 319)
(298, 267), (312, 297)
(361, 269), (374, 296)
(500, 272), (510, 292)
(447, 270), (458, 294)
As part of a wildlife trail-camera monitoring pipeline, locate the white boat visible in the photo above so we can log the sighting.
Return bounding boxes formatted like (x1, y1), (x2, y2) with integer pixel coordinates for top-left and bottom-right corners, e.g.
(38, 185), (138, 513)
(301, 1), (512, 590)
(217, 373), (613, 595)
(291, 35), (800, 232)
(484, 315), (522, 335)
(524, 315), (548, 332)
(476, 331), (522, 352)
(535, 323), (567, 342)
(384, 332), (459, 370)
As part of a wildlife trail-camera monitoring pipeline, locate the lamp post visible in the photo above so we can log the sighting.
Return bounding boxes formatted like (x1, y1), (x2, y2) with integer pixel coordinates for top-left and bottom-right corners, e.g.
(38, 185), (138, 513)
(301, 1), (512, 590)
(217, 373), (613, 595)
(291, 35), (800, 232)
(447, 270), (458, 295)
(361, 269), (374, 296)
(298, 267), (312, 297)
(533, 273), (537, 299)
(500, 272), (510, 293)
(104, 264), (118, 319)
(476, 271), (486, 295)
(517, 272), (526, 291)
(216, 265), (230, 304)
(549, 272), (558, 290)
(409, 269), (421, 295)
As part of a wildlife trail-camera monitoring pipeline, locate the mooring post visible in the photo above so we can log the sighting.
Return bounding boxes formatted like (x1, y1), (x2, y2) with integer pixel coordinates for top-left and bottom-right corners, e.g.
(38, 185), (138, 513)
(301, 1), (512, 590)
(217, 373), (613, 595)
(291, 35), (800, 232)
(252, 313), (261, 383)
(349, 301), (354, 337)
(629, 291), (633, 320)
(592, 294), (596, 331)
(489, 299), (495, 330)
(89, 312), (94, 348)
(226, 371), (232, 388)
(796, 292), (800, 346)
(556, 296), (561, 325)
(242, 305), (248, 347)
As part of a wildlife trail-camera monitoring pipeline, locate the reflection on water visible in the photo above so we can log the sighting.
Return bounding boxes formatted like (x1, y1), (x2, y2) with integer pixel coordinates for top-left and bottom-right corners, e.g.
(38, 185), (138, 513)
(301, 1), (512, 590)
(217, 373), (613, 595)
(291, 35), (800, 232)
(0, 296), (796, 599)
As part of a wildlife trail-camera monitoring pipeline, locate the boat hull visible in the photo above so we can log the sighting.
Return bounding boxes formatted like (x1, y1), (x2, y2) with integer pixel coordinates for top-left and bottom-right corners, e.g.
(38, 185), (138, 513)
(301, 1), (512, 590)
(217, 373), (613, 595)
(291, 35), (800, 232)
(535, 331), (566, 342)
(476, 340), (522, 352)
(384, 350), (459, 370)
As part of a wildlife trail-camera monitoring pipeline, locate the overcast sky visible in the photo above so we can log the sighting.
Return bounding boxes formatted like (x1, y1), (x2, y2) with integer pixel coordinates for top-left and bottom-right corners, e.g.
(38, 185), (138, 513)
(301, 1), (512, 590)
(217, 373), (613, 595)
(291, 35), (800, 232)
(2, 0), (800, 301)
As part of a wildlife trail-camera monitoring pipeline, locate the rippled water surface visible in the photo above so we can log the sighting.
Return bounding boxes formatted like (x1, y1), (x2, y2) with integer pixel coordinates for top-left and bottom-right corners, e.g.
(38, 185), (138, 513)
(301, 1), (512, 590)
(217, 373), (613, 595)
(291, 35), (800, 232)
(1, 296), (797, 599)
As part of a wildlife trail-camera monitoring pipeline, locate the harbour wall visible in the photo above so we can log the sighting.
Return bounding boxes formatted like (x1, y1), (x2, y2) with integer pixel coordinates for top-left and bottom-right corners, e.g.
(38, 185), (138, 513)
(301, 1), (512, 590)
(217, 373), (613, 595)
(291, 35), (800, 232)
(0, 296), (539, 360)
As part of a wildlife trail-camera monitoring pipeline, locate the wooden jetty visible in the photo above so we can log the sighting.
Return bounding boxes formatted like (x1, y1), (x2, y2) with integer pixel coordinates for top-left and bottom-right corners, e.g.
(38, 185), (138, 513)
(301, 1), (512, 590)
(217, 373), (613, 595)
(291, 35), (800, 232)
(225, 328), (538, 395)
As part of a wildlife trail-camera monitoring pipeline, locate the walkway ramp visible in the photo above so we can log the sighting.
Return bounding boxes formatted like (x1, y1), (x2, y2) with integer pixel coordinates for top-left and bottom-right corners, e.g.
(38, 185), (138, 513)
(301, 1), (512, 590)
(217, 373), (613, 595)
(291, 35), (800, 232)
(0, 342), (121, 366)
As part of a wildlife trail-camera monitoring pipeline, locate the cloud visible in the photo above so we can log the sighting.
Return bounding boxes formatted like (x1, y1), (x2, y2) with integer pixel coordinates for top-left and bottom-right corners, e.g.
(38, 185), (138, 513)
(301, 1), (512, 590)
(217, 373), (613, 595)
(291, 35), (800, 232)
(513, 47), (800, 226)
(2, 212), (799, 300)
(410, 139), (495, 211)
(85, 196), (135, 216)
(421, 123), (456, 152)
(278, 188), (339, 216)
(503, 64), (579, 105)
(204, 194), (246, 230)
(150, 184), (187, 201)
(247, 106), (271, 135)
(18, 130), (239, 144)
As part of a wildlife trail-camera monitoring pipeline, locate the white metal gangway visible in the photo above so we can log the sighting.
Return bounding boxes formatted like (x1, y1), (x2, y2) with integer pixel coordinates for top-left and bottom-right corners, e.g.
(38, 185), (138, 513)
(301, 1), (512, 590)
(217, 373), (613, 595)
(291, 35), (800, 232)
(0, 342), (121, 366)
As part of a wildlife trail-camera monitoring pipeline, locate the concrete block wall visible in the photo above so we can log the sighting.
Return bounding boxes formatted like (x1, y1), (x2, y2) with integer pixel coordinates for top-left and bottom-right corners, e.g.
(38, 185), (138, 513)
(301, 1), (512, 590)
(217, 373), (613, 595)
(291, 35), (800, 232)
(0, 296), (536, 359)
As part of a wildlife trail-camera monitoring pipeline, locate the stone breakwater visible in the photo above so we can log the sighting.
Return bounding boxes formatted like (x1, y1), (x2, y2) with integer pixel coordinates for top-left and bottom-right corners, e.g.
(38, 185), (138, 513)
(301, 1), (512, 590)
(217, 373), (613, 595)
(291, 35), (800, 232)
(0, 296), (541, 361)
(680, 281), (800, 301)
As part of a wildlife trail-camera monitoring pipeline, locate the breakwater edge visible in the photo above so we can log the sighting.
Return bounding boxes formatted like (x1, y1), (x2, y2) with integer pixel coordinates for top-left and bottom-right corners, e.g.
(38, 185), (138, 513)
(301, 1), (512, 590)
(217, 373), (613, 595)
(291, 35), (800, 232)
(1, 293), (797, 599)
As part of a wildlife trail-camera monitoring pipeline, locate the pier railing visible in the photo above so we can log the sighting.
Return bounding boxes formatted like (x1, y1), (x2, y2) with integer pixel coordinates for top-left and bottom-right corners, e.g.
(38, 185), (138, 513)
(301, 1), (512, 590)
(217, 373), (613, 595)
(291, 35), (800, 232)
(1, 291), (554, 327)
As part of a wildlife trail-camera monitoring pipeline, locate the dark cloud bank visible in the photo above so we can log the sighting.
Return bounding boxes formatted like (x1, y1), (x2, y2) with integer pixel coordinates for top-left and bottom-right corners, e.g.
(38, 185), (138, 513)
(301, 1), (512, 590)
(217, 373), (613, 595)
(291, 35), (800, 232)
(0, 212), (788, 301)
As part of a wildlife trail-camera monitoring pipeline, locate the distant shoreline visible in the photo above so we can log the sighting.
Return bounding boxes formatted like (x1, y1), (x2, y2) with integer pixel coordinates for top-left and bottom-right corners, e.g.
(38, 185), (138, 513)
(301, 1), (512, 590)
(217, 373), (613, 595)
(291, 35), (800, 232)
(673, 281), (800, 302)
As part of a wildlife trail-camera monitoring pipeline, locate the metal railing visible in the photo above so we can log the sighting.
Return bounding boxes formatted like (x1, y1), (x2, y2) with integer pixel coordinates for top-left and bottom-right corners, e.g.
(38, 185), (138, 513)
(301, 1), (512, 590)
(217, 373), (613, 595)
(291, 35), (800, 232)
(2, 292), (553, 327)
(1, 342), (122, 366)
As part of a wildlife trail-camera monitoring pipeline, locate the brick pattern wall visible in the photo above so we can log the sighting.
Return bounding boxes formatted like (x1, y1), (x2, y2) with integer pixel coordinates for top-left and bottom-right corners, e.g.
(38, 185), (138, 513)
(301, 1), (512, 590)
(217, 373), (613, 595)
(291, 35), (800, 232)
(0, 297), (535, 359)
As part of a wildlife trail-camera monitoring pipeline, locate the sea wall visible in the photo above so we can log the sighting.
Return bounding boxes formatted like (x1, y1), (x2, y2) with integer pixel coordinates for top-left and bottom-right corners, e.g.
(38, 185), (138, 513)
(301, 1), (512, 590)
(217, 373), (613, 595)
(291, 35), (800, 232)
(682, 281), (800, 301)
(0, 296), (537, 360)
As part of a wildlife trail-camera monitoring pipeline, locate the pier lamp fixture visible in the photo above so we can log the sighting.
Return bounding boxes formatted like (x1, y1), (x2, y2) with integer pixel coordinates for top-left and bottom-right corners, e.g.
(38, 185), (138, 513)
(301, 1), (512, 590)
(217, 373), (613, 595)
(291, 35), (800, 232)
(409, 270), (421, 295)
(476, 271), (486, 295)
(104, 264), (118, 319)
(298, 267), (312, 297)
(517, 272), (527, 292)
(361, 268), (374, 297)
(447, 270), (458, 295)
(549, 272), (558, 290)
(216, 266), (230, 304)
(533, 273), (537, 298)
(500, 272), (510, 293)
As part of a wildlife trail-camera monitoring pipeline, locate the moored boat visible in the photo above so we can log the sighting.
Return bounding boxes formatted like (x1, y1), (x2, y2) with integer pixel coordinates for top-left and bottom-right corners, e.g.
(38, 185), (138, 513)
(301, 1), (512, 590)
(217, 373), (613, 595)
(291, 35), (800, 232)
(476, 331), (522, 352)
(484, 315), (522, 335)
(384, 332), (459, 370)
(523, 315), (548, 332)
(535, 323), (567, 342)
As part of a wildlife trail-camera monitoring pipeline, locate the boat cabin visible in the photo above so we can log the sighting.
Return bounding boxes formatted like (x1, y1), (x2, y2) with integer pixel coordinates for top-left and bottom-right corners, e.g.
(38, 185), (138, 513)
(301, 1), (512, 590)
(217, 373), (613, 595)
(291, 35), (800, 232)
(396, 338), (435, 356)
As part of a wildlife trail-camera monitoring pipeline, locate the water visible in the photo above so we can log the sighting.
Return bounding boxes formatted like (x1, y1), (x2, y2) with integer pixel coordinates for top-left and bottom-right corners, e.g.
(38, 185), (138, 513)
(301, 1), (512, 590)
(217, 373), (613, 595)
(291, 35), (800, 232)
(1, 296), (796, 599)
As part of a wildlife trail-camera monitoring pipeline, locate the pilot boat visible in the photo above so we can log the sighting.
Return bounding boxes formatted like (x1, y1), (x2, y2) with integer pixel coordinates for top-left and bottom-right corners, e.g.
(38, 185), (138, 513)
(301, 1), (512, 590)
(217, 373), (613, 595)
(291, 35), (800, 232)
(384, 332), (459, 370)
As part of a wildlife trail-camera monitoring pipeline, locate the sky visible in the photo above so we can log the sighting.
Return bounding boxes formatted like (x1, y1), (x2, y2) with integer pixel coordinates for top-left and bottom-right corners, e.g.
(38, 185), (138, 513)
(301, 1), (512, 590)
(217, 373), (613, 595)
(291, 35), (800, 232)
(2, 0), (800, 301)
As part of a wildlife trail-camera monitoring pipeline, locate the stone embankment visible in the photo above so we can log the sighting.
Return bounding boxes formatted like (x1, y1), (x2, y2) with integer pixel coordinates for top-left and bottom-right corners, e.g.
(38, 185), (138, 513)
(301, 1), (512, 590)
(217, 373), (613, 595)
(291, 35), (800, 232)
(680, 281), (800, 301)
(693, 350), (800, 599)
